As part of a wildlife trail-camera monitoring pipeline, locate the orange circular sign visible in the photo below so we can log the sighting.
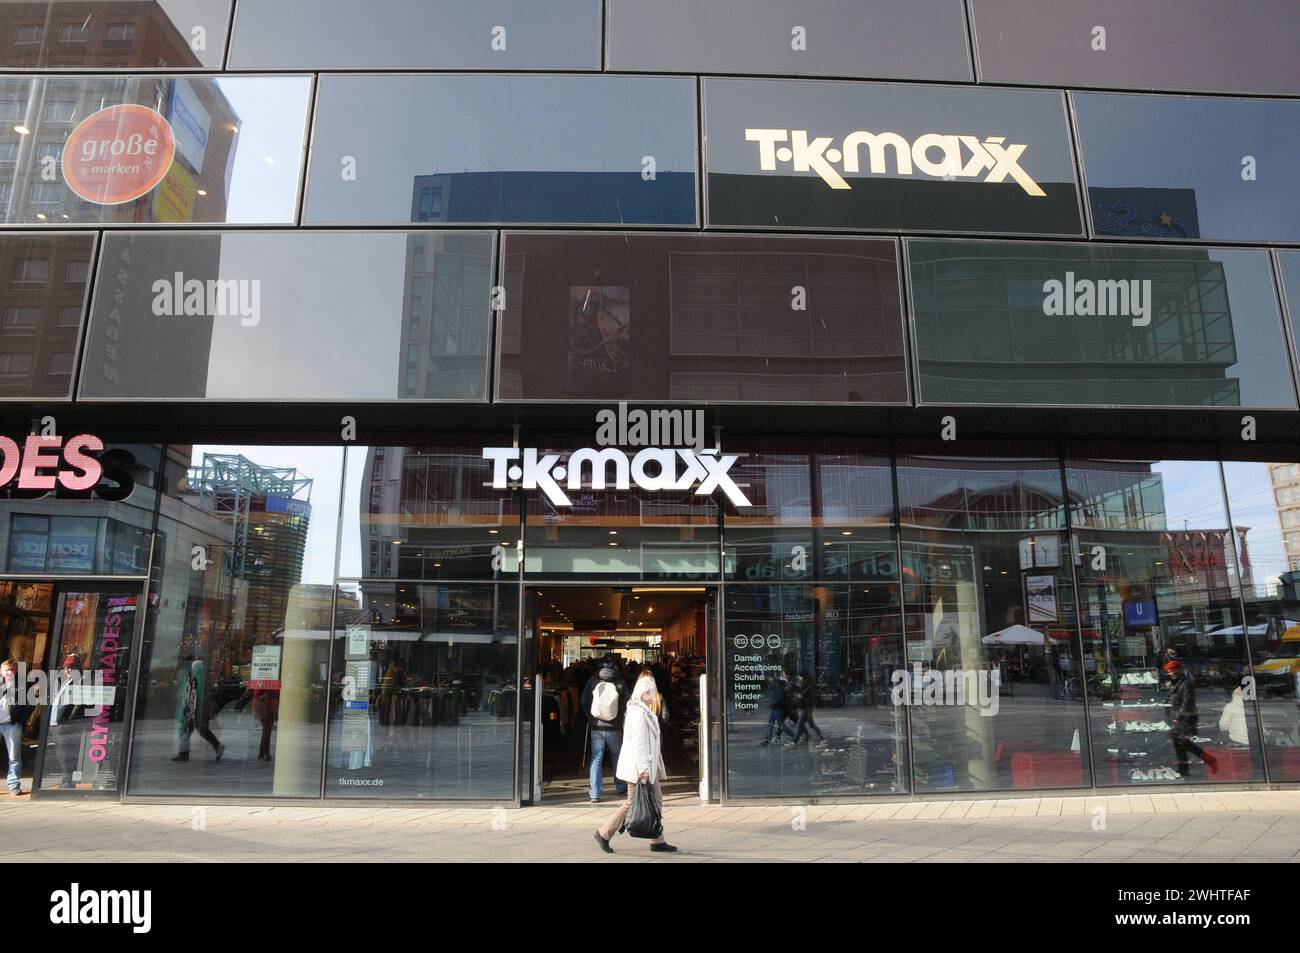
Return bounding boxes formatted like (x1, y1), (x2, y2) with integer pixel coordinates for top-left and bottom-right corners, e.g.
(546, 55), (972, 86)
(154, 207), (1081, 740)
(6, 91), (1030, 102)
(61, 104), (176, 205)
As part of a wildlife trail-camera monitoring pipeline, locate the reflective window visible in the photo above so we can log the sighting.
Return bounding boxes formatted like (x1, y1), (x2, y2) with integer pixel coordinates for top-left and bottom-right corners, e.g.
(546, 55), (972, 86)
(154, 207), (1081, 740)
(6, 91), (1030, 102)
(1074, 93), (1300, 243)
(230, 0), (600, 70)
(896, 447), (1090, 793)
(37, 586), (140, 792)
(498, 233), (905, 403)
(0, 440), (158, 576)
(1067, 454), (1263, 786)
(337, 441), (519, 582)
(609, 0), (970, 82)
(971, 0), (1300, 96)
(1221, 459), (1300, 783)
(127, 445), (343, 797)
(1280, 251), (1300, 382)
(0, 1), (231, 69)
(724, 583), (908, 797)
(521, 434), (720, 582)
(725, 439), (896, 583)
(909, 240), (1296, 409)
(0, 233), (92, 399)
(0, 74), (310, 225)
(0, 439), (159, 793)
(703, 78), (1082, 235)
(79, 231), (494, 401)
(304, 75), (697, 226)
(326, 581), (518, 800)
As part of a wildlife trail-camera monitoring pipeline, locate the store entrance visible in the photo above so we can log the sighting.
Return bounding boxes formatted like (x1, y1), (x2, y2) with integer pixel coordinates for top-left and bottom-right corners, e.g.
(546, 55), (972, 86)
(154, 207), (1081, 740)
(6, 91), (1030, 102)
(525, 585), (715, 805)
(0, 579), (140, 797)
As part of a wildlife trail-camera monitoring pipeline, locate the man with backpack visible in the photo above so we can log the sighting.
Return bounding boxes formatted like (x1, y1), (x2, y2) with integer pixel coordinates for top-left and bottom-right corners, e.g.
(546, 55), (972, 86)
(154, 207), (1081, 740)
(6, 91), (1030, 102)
(581, 656), (629, 803)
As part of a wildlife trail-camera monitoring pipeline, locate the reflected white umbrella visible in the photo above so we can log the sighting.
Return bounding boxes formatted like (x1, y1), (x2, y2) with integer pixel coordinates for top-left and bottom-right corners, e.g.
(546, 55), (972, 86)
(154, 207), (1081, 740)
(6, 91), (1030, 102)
(981, 624), (1047, 646)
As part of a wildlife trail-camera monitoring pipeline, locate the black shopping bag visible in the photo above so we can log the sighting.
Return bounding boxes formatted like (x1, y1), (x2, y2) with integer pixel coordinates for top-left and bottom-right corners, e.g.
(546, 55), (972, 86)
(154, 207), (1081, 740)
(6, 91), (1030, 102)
(620, 779), (663, 840)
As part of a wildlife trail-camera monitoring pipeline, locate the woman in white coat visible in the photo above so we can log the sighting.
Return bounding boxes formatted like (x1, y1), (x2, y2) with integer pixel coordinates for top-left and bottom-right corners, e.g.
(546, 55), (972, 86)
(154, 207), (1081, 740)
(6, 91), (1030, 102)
(594, 673), (677, 853)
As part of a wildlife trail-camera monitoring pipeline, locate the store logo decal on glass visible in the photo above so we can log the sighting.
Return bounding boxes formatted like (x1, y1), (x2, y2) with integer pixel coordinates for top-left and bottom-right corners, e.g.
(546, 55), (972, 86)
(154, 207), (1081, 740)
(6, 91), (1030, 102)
(745, 128), (1046, 196)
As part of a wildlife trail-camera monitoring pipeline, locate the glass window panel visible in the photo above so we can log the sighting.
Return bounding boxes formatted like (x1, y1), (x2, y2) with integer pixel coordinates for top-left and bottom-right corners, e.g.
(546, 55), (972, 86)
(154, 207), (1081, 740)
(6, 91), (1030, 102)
(704, 78), (1082, 235)
(37, 586), (140, 792)
(725, 438), (897, 583)
(1221, 459), (1300, 783)
(1279, 251), (1300, 383)
(337, 441), (519, 582)
(304, 75), (696, 226)
(724, 583), (909, 797)
(909, 240), (1296, 409)
(0, 233), (91, 399)
(971, 0), (1300, 96)
(229, 0), (600, 70)
(498, 232), (905, 403)
(0, 74), (309, 225)
(80, 231), (494, 400)
(1067, 455), (1265, 786)
(609, 0), (970, 82)
(0, 441), (159, 575)
(0, 1), (230, 69)
(521, 433), (720, 582)
(127, 444), (343, 797)
(897, 449), (1090, 793)
(1074, 93), (1300, 243)
(324, 581), (518, 799)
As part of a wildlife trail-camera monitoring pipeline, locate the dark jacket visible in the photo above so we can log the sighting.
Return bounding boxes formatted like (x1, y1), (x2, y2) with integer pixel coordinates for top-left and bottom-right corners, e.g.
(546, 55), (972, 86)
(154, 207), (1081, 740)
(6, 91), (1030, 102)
(1167, 672), (1198, 722)
(764, 674), (792, 711)
(792, 677), (817, 711)
(581, 671), (628, 730)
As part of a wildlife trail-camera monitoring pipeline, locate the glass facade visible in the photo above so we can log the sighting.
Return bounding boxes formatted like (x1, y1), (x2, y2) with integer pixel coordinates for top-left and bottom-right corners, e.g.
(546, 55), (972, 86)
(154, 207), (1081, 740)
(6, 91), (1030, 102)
(0, 2), (1297, 809)
(81, 231), (495, 401)
(229, 0), (601, 70)
(970, 0), (1300, 95)
(498, 233), (906, 404)
(0, 1), (233, 70)
(0, 232), (93, 399)
(304, 75), (697, 227)
(703, 78), (1083, 235)
(0, 74), (310, 226)
(2, 436), (1293, 801)
(1073, 93), (1300, 243)
(608, 0), (971, 82)
(909, 240), (1296, 408)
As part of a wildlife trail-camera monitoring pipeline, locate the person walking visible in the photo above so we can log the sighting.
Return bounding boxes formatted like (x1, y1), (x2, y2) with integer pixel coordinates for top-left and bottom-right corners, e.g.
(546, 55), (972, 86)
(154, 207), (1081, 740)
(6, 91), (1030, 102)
(593, 673), (676, 854)
(1165, 660), (1217, 777)
(759, 668), (796, 745)
(173, 656), (224, 762)
(786, 673), (826, 748)
(0, 659), (29, 796)
(580, 657), (628, 803)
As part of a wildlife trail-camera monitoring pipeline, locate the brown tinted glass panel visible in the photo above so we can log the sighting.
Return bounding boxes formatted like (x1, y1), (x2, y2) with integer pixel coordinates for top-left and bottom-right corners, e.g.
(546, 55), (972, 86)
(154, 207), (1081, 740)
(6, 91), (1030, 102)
(971, 0), (1300, 95)
(0, 0), (230, 69)
(0, 232), (92, 398)
(498, 233), (906, 403)
(609, 0), (970, 82)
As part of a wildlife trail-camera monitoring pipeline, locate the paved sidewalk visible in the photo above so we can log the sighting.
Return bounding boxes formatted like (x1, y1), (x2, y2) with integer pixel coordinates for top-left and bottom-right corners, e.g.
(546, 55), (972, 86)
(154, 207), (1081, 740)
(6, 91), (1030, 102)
(4, 791), (1300, 862)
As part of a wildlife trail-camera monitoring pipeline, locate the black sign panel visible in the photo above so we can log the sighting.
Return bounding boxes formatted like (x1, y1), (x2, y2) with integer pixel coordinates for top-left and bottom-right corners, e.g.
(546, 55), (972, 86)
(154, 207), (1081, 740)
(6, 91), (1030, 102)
(704, 78), (1083, 235)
